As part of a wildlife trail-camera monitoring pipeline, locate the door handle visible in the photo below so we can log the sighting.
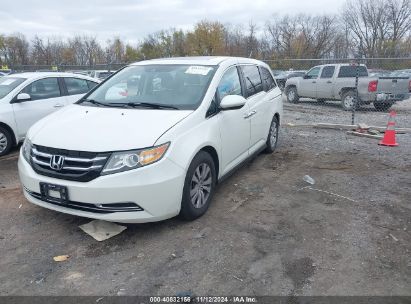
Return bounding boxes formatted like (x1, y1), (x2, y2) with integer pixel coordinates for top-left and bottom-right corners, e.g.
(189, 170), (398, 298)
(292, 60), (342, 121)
(312, 81), (316, 83)
(54, 104), (64, 108)
(243, 110), (257, 119)
(327, 81), (332, 84)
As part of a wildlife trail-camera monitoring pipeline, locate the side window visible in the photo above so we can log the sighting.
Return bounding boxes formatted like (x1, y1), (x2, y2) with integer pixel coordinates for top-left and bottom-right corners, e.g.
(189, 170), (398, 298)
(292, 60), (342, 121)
(306, 67), (321, 79)
(260, 67), (277, 91)
(22, 78), (61, 101)
(217, 66), (242, 101)
(320, 66), (335, 79)
(87, 80), (98, 90)
(64, 78), (90, 95)
(241, 65), (263, 97)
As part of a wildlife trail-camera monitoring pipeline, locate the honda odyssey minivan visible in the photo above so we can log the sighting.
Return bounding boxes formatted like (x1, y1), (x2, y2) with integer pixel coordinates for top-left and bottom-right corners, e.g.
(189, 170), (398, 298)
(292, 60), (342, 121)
(18, 57), (282, 223)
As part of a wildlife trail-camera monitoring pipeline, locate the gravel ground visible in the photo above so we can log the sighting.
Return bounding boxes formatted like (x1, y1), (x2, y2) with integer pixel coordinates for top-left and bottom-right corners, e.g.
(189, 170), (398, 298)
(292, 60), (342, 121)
(0, 100), (410, 296)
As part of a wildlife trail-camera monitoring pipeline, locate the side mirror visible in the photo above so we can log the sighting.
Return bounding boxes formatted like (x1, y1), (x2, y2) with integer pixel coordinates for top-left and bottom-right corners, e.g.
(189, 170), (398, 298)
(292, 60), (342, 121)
(14, 93), (31, 103)
(219, 95), (246, 110)
(303, 74), (309, 79)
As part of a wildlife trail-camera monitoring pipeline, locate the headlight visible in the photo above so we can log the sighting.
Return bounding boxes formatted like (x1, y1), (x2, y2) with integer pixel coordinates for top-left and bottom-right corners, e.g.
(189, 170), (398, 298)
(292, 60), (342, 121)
(22, 138), (32, 163)
(101, 142), (170, 175)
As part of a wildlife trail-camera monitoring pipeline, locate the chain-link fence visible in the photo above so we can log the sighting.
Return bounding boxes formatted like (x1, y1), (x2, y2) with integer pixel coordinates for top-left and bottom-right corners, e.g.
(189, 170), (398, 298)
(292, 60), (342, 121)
(264, 58), (411, 129)
(2, 63), (126, 73)
(3, 58), (411, 129)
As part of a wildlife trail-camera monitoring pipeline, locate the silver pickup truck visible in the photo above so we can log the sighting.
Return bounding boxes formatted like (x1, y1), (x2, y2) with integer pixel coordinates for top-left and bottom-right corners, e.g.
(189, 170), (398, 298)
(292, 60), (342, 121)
(284, 64), (410, 111)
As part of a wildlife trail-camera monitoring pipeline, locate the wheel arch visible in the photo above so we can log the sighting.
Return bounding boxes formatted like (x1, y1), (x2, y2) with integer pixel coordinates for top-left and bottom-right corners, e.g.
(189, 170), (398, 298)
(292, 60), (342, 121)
(0, 122), (17, 147)
(339, 87), (356, 97)
(198, 145), (219, 181)
(285, 84), (297, 93)
(274, 112), (280, 125)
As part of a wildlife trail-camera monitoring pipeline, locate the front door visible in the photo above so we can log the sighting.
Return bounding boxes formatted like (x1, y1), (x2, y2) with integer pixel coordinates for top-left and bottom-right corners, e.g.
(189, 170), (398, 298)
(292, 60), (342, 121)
(299, 66), (321, 98)
(316, 65), (336, 99)
(12, 77), (66, 138)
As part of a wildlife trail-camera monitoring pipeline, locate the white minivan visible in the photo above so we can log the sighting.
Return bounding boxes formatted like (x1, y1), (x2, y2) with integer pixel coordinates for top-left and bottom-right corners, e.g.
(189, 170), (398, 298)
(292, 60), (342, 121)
(0, 72), (99, 156)
(18, 57), (282, 223)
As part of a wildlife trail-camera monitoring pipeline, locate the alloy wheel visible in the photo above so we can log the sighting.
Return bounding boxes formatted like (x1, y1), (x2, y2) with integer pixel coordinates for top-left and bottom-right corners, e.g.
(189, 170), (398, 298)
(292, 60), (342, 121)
(288, 90), (295, 101)
(0, 132), (7, 154)
(190, 163), (212, 209)
(269, 120), (278, 149)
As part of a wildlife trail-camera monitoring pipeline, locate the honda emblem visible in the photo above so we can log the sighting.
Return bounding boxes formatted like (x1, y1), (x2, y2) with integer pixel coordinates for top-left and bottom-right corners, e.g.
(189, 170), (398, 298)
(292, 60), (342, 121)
(50, 155), (65, 171)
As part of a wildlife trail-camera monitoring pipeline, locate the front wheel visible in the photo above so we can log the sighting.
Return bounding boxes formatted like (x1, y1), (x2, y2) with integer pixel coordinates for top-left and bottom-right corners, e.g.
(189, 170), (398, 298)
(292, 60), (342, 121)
(286, 86), (299, 103)
(264, 116), (279, 153)
(0, 127), (13, 157)
(179, 151), (217, 221)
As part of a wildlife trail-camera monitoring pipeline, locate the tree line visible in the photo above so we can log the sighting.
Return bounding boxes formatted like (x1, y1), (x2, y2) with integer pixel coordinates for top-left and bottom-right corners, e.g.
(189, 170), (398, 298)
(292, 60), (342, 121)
(0, 0), (410, 68)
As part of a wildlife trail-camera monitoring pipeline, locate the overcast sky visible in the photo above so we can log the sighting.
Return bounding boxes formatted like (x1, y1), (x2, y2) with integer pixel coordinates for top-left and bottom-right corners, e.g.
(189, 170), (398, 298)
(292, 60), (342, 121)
(1, 0), (346, 44)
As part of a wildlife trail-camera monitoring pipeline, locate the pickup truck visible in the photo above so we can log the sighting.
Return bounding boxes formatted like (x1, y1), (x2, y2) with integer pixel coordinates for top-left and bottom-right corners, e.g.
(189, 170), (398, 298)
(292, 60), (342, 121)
(284, 64), (411, 111)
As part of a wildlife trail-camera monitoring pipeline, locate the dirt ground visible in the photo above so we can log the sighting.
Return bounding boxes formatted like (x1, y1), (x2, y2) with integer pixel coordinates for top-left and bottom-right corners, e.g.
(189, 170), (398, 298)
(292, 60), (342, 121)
(0, 100), (410, 296)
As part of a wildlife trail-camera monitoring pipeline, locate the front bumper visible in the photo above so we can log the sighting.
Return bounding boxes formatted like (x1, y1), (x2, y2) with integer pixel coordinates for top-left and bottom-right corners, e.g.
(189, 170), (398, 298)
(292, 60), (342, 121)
(18, 152), (186, 223)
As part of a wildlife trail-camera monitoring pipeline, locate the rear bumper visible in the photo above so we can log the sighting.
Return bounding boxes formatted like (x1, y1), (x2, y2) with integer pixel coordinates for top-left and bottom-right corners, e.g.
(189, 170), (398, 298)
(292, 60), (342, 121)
(375, 92), (410, 103)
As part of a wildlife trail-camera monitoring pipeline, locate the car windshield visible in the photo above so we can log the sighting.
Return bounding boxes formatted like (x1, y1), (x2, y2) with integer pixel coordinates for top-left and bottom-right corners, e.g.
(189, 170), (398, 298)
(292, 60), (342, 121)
(0, 77), (26, 99)
(80, 64), (216, 110)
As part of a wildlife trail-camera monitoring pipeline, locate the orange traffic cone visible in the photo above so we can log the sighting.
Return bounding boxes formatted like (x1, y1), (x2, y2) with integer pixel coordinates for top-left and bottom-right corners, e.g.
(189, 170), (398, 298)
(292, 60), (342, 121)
(379, 111), (398, 147)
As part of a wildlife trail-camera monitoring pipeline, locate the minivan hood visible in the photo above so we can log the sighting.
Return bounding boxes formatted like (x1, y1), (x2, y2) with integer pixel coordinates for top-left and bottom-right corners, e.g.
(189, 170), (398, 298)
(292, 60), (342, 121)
(30, 104), (192, 152)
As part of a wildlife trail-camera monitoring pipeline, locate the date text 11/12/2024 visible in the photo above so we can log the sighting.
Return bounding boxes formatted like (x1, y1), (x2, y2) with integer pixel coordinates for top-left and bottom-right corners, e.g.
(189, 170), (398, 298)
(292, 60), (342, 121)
(149, 296), (258, 303)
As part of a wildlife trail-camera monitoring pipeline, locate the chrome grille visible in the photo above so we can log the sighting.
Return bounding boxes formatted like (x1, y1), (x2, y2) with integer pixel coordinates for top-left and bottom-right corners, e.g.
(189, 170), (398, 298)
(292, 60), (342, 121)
(30, 145), (110, 182)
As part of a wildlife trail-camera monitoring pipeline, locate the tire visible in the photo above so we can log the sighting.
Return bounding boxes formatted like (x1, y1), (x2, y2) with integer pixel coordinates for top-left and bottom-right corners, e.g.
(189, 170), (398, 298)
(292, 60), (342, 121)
(374, 103), (392, 112)
(286, 86), (299, 103)
(264, 116), (279, 153)
(341, 90), (358, 111)
(179, 151), (217, 221)
(0, 126), (13, 157)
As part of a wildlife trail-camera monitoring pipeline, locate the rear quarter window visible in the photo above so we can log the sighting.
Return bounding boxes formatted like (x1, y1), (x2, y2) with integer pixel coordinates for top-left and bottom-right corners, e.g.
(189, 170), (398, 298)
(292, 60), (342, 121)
(338, 66), (368, 78)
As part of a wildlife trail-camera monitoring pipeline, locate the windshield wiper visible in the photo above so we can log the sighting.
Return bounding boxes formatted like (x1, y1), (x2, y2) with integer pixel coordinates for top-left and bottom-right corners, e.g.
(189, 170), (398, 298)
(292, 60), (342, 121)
(80, 99), (113, 107)
(109, 102), (179, 110)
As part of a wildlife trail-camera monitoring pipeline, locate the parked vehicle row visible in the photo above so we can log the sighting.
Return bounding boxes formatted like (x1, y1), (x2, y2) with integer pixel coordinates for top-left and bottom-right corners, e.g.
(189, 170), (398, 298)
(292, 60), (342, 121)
(18, 57), (283, 223)
(284, 64), (411, 111)
(0, 72), (99, 156)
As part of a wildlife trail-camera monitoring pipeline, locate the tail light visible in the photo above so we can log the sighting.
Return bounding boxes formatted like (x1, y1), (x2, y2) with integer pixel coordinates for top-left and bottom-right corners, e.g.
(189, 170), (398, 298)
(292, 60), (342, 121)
(368, 80), (378, 92)
(409, 80), (411, 92)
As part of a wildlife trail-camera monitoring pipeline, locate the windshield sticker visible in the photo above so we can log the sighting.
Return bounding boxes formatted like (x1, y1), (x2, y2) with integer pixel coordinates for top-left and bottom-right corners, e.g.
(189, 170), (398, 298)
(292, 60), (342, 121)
(185, 66), (212, 76)
(0, 79), (17, 86)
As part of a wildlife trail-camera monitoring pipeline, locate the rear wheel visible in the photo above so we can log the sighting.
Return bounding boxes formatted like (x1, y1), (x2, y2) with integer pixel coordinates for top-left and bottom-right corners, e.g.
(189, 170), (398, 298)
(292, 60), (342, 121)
(0, 127), (13, 157)
(179, 151), (217, 221)
(264, 116), (279, 153)
(374, 103), (392, 111)
(341, 90), (358, 111)
(286, 86), (299, 103)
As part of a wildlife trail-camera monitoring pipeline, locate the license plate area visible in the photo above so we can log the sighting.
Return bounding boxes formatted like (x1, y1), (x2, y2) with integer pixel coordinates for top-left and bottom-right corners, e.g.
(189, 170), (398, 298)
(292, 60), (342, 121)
(40, 182), (69, 203)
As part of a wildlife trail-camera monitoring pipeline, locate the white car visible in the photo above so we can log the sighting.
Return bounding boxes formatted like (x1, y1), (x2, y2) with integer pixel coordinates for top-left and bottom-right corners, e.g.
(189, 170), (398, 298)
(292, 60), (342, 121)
(0, 72), (99, 156)
(89, 70), (114, 81)
(18, 57), (283, 223)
